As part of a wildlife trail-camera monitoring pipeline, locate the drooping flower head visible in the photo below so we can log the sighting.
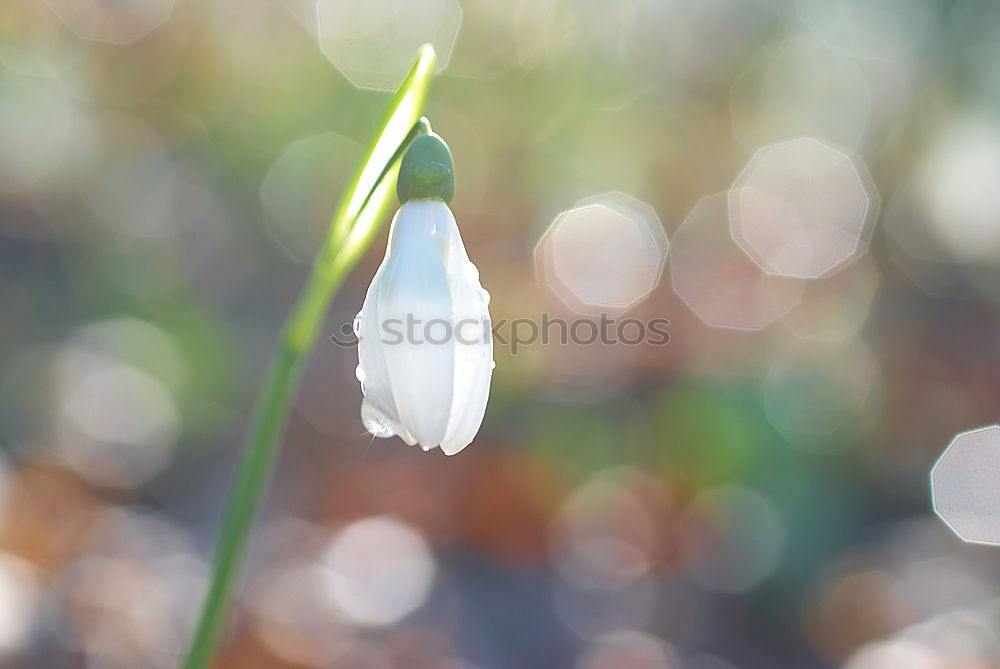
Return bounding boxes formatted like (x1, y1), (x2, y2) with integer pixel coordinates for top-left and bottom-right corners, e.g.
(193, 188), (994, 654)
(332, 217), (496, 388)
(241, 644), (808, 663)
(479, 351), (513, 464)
(355, 131), (493, 455)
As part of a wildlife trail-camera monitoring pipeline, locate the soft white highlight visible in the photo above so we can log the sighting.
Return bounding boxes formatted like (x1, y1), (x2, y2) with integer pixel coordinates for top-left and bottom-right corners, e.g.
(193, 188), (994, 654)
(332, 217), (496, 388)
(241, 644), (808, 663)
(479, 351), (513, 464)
(355, 199), (493, 455)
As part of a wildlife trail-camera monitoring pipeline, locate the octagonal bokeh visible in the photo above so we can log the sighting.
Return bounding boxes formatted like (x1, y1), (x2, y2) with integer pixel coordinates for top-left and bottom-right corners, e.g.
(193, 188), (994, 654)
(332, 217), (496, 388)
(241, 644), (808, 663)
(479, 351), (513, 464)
(535, 194), (668, 316)
(45, 0), (175, 44)
(729, 137), (880, 279)
(316, 0), (461, 91)
(670, 193), (805, 330)
(260, 132), (360, 264)
(931, 425), (1000, 545)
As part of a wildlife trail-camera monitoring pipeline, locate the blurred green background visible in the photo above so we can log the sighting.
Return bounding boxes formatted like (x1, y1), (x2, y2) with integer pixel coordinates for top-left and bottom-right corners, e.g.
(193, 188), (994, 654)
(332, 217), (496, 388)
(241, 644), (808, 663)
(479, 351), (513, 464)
(2, 0), (1000, 667)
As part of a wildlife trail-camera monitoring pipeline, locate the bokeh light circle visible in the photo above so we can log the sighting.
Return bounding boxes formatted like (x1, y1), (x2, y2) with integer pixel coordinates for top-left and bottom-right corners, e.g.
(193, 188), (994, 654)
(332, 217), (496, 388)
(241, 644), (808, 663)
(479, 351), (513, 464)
(931, 425), (1000, 545)
(250, 560), (354, 666)
(0, 554), (41, 657)
(260, 132), (361, 263)
(761, 338), (880, 441)
(844, 638), (948, 669)
(320, 516), (435, 627)
(44, 0), (175, 44)
(670, 193), (805, 330)
(549, 467), (658, 592)
(0, 72), (77, 193)
(535, 194), (668, 316)
(915, 114), (1000, 263)
(316, 0), (461, 91)
(48, 317), (186, 489)
(679, 485), (786, 593)
(576, 629), (681, 669)
(729, 137), (880, 279)
(61, 507), (205, 667)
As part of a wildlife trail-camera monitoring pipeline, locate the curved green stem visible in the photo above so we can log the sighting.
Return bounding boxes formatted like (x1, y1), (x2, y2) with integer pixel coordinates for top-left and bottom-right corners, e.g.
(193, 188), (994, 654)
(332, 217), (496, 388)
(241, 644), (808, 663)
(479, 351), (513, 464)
(180, 45), (436, 669)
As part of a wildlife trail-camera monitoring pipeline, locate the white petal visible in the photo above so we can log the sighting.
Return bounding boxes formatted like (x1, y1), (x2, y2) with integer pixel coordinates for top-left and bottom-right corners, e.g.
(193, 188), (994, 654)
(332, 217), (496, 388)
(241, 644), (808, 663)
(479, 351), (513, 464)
(355, 199), (493, 454)
(357, 265), (404, 439)
(378, 201), (455, 449)
(435, 206), (493, 456)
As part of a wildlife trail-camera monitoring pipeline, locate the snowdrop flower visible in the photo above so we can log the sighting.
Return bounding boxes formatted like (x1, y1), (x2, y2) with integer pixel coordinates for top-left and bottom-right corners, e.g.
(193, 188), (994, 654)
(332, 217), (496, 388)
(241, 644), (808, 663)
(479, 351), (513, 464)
(355, 132), (493, 455)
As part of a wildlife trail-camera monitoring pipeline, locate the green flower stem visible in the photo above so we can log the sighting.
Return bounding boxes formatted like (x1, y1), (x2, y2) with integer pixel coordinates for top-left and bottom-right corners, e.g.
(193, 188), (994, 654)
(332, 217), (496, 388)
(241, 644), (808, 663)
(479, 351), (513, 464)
(180, 44), (436, 669)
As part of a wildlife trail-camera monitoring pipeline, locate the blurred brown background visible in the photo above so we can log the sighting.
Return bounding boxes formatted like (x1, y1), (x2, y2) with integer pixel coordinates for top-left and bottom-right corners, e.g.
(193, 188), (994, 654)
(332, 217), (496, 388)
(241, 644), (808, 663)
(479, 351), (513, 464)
(2, 0), (1000, 667)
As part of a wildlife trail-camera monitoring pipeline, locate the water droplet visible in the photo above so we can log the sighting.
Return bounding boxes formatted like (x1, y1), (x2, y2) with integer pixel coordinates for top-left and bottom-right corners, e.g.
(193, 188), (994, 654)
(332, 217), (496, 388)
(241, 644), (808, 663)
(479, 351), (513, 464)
(465, 263), (480, 282)
(490, 360), (496, 370)
(353, 314), (362, 337)
(364, 415), (394, 438)
(355, 365), (368, 396)
(479, 288), (491, 305)
(361, 403), (397, 439)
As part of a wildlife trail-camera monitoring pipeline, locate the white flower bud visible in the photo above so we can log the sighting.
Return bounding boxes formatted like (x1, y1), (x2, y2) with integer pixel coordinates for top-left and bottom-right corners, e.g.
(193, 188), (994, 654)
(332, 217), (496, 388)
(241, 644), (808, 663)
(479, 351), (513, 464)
(355, 199), (493, 454)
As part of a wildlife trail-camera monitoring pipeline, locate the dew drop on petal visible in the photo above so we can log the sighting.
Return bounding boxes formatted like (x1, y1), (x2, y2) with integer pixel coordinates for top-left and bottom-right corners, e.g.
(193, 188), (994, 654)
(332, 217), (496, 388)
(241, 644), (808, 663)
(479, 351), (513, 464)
(352, 314), (362, 337)
(361, 404), (397, 439)
(355, 365), (368, 397)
